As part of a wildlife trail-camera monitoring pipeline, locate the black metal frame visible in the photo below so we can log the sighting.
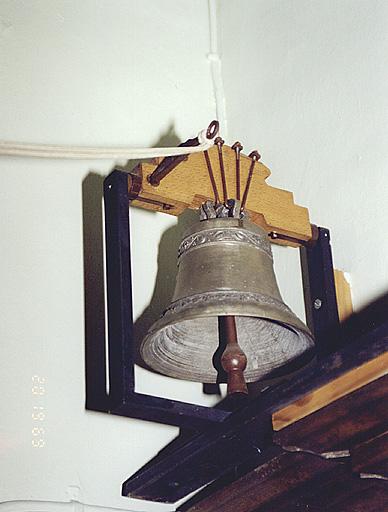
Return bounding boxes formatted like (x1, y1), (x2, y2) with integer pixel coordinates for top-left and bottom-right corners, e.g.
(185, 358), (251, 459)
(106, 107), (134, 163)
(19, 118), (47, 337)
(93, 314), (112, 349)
(300, 228), (340, 353)
(86, 168), (340, 430)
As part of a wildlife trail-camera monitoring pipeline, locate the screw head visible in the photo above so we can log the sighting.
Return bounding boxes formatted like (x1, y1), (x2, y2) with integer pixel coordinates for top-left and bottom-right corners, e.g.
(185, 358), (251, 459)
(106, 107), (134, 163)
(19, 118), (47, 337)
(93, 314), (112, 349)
(249, 150), (261, 161)
(314, 298), (322, 310)
(232, 141), (243, 152)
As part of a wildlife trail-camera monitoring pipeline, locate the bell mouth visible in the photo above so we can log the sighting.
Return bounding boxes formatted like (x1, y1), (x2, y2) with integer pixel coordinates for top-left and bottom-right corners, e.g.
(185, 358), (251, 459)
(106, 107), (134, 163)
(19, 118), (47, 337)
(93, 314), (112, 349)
(140, 313), (314, 383)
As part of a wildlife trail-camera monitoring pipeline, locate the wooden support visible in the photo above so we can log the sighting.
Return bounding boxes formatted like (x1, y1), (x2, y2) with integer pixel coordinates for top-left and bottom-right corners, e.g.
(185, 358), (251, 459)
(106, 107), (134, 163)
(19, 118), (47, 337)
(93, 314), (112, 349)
(351, 431), (388, 477)
(180, 449), (387, 512)
(272, 351), (388, 431)
(273, 376), (388, 454)
(123, 327), (388, 503)
(334, 269), (353, 321)
(126, 144), (312, 243)
(181, 449), (344, 512)
(181, 375), (388, 512)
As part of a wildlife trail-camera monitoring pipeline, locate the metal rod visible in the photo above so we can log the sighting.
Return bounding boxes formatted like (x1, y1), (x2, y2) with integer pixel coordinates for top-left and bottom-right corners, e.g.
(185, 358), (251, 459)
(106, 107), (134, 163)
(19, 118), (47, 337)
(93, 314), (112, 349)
(241, 151), (261, 210)
(269, 231), (308, 246)
(148, 121), (219, 186)
(136, 196), (174, 210)
(220, 316), (248, 395)
(232, 142), (243, 200)
(215, 137), (228, 203)
(204, 150), (220, 204)
(148, 139), (197, 186)
(269, 225), (320, 247)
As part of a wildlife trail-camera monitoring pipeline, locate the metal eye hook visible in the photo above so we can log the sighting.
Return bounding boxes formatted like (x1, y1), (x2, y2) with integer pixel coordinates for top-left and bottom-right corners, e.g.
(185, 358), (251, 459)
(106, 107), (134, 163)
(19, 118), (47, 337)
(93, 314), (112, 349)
(206, 120), (219, 140)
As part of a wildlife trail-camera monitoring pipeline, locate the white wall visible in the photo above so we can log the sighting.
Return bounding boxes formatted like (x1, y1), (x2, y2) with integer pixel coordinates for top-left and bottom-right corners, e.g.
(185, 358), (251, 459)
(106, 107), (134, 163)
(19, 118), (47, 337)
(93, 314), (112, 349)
(0, 1), (218, 511)
(218, 0), (388, 310)
(3, 0), (387, 510)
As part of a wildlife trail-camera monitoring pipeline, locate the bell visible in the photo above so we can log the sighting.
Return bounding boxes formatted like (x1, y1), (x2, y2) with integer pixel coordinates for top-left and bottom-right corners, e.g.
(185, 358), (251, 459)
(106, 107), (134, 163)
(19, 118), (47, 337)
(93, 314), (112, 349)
(140, 214), (314, 388)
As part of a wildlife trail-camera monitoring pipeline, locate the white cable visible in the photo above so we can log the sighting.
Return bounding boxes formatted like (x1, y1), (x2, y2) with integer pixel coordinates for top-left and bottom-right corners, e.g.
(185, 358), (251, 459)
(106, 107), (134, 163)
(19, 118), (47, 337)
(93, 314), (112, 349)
(208, 0), (227, 137)
(0, 127), (214, 160)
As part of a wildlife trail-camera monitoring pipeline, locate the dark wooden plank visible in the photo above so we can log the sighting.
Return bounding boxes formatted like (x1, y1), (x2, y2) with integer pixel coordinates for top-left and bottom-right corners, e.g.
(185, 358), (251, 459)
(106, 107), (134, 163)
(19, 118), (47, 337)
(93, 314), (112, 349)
(122, 416), (273, 502)
(324, 481), (388, 512)
(274, 375), (388, 453)
(173, 305), (388, 508)
(125, 334), (387, 503)
(178, 367), (388, 509)
(177, 446), (283, 512)
(182, 452), (388, 512)
(181, 451), (344, 512)
(352, 430), (388, 477)
(253, 468), (387, 512)
(123, 285), (388, 503)
(273, 351), (388, 430)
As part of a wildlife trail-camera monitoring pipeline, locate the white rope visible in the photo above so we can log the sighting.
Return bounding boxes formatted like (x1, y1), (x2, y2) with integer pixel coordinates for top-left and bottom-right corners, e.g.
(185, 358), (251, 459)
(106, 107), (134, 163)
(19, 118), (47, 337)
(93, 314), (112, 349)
(0, 127), (213, 160)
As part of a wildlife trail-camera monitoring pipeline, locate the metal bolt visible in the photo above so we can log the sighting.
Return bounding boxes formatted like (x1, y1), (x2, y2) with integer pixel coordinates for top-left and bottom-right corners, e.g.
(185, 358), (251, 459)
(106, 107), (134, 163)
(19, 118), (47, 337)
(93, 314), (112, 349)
(249, 150), (261, 162)
(231, 141), (243, 200)
(214, 137), (227, 203)
(241, 150), (261, 211)
(231, 141), (243, 153)
(314, 298), (322, 310)
(214, 136), (224, 147)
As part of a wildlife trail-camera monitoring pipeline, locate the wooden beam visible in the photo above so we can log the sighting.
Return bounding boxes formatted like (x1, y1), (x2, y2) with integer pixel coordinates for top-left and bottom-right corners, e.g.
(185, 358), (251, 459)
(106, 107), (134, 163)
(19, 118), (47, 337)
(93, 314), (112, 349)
(273, 376), (388, 453)
(123, 288), (388, 504)
(334, 269), (353, 321)
(123, 331), (388, 503)
(180, 448), (387, 512)
(181, 375), (388, 511)
(272, 351), (388, 431)
(125, 145), (312, 243)
(351, 431), (388, 477)
(180, 450), (343, 512)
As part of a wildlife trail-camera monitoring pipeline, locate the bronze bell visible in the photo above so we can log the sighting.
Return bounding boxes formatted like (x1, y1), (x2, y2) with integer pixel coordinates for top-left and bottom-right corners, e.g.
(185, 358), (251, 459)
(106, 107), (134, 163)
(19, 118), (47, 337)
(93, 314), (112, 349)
(140, 210), (314, 391)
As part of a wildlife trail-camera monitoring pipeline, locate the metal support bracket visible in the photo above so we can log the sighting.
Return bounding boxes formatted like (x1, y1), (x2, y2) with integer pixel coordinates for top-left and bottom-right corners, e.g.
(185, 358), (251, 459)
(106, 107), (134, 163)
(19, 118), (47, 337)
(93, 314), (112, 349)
(300, 228), (340, 355)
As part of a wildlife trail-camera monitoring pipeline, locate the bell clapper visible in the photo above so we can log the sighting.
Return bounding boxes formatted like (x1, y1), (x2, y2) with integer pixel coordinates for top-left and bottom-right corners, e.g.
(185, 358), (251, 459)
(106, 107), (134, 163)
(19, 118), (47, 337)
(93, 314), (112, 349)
(220, 316), (248, 395)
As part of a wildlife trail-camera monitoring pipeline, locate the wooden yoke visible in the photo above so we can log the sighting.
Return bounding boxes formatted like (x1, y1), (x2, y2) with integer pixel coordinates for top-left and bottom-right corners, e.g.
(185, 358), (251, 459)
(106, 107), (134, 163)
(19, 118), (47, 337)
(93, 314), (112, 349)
(126, 144), (312, 246)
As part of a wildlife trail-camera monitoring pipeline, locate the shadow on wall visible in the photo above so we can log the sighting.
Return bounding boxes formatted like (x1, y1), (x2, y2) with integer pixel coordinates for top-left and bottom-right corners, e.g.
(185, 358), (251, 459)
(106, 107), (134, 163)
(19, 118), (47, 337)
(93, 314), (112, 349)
(82, 123), (219, 405)
(132, 207), (197, 368)
(82, 171), (108, 409)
